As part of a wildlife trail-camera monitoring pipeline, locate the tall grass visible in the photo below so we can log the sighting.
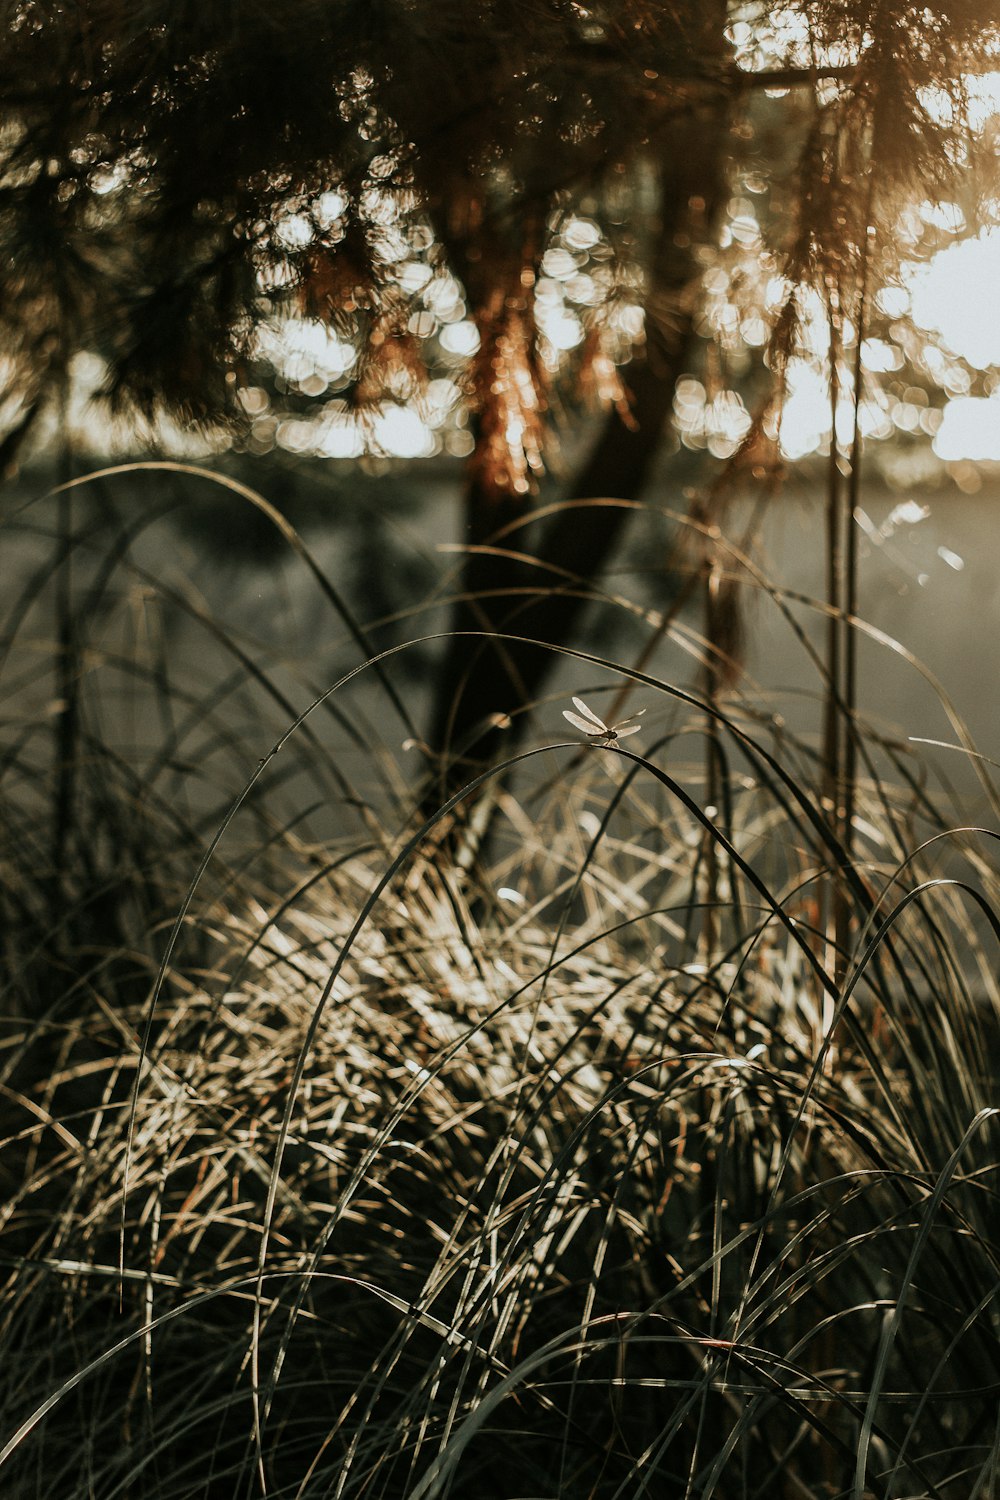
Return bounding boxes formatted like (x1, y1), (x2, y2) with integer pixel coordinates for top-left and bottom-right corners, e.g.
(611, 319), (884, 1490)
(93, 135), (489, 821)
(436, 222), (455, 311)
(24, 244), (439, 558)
(1, 466), (999, 1499)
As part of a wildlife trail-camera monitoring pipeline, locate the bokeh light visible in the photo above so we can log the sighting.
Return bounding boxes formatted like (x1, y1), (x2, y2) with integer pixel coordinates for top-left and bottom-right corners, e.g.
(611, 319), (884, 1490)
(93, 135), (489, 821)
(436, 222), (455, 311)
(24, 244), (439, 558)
(906, 230), (1000, 371)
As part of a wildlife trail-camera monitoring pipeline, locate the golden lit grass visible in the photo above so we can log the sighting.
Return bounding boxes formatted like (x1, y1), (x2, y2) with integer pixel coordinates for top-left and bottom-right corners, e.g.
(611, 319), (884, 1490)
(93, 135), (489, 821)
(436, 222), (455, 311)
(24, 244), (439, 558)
(1, 474), (999, 1498)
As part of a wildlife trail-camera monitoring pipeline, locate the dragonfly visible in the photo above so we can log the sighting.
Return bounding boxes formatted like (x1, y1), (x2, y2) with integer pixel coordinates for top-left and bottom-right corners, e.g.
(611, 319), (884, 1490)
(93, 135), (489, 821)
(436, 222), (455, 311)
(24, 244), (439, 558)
(563, 696), (646, 746)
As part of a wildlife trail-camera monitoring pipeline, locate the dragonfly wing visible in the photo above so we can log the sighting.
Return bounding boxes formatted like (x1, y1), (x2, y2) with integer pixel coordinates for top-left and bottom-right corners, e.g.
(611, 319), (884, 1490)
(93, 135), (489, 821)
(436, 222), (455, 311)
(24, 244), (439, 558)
(570, 696), (609, 732)
(615, 722), (644, 739)
(564, 710), (604, 735)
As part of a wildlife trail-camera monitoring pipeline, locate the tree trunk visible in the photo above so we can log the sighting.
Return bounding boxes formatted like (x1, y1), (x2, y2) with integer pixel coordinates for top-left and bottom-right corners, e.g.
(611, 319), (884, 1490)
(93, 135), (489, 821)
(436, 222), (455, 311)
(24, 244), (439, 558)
(425, 104), (729, 809)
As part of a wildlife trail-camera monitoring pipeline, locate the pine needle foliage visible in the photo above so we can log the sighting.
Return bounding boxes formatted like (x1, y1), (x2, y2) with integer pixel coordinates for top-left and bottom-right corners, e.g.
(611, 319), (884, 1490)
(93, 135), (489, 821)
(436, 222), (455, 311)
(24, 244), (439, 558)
(0, 0), (997, 456)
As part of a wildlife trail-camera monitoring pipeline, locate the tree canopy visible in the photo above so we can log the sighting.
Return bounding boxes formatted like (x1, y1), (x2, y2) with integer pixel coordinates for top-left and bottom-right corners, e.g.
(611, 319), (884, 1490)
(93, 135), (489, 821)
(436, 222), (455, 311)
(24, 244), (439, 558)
(1, 1), (997, 465)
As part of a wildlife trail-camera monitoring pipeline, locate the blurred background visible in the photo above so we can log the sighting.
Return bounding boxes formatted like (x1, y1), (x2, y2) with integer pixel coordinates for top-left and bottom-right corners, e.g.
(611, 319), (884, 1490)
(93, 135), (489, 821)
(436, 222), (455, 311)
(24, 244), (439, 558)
(3, 1), (1000, 833)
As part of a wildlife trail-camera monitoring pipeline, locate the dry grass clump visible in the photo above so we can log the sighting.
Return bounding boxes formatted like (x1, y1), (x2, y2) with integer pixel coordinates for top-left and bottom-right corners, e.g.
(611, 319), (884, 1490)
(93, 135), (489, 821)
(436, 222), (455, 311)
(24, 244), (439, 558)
(2, 751), (999, 1498)
(1, 477), (999, 1498)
